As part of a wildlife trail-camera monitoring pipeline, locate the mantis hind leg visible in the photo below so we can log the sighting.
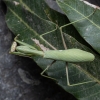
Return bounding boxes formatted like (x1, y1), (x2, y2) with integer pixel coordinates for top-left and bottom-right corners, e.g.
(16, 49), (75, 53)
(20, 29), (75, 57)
(41, 61), (95, 86)
(41, 60), (57, 81)
(65, 63), (95, 86)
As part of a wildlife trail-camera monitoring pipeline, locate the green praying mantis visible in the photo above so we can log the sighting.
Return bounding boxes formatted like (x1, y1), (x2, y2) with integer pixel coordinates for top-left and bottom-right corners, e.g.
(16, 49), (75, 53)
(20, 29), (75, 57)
(9, 9), (96, 86)
(10, 34), (95, 86)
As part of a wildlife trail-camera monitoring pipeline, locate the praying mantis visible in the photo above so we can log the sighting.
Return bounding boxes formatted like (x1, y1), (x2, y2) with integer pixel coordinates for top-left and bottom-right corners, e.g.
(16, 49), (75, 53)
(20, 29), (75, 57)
(9, 9), (96, 86)
(10, 34), (95, 86)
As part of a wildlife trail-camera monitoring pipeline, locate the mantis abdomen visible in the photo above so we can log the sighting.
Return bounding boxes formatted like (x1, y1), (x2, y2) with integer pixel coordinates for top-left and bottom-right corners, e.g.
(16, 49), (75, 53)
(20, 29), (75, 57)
(44, 49), (95, 62)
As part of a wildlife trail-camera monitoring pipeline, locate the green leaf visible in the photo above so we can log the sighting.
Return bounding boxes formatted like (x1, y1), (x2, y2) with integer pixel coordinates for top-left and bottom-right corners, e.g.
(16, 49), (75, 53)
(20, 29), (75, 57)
(56, 0), (100, 54)
(4, 0), (100, 100)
